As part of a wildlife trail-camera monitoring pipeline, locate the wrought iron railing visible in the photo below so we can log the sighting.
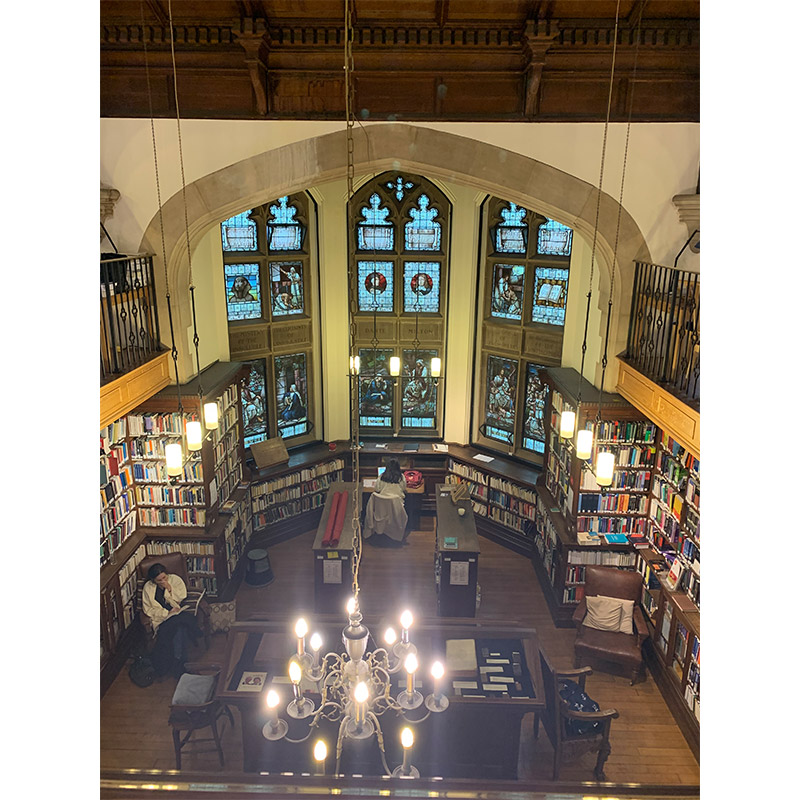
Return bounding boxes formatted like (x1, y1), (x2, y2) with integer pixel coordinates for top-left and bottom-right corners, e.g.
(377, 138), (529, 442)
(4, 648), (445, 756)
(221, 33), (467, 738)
(625, 261), (699, 405)
(100, 254), (164, 383)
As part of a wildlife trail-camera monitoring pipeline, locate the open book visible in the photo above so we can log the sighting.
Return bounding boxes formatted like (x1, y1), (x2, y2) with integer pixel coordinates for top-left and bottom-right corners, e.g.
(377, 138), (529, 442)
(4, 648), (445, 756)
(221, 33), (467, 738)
(537, 283), (562, 303)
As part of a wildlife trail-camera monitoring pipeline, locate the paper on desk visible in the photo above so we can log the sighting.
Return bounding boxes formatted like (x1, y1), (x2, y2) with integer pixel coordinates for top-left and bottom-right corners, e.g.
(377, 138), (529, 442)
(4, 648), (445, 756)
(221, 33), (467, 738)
(446, 639), (477, 671)
(362, 478), (377, 488)
(474, 454), (495, 463)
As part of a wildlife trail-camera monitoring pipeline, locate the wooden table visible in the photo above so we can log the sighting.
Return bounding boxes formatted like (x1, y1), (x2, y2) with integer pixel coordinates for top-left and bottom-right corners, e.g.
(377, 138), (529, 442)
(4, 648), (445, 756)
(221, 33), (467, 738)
(360, 477), (424, 531)
(218, 617), (545, 779)
(311, 482), (360, 612)
(435, 484), (480, 617)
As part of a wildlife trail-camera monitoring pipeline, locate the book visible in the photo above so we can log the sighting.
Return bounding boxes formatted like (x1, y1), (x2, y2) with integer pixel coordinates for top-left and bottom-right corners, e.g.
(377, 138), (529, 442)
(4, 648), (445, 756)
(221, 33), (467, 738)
(237, 671), (267, 692)
(665, 558), (684, 591)
(602, 533), (629, 544)
(443, 537), (458, 549)
(403, 443), (418, 452)
(432, 443), (449, 452)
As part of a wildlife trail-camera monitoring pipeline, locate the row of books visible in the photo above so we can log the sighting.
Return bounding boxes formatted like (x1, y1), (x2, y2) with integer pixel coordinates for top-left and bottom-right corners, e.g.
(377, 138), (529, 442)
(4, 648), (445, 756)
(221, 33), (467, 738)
(127, 411), (197, 437)
(649, 501), (681, 540)
(135, 484), (206, 507)
(581, 468), (652, 492)
(448, 460), (489, 486)
(213, 427), (240, 468)
(577, 492), (646, 514)
(185, 555), (215, 574)
(101, 495), (135, 536)
(145, 540), (216, 556)
(657, 450), (687, 489)
(488, 476), (537, 504)
(138, 506), (206, 527)
(444, 474), (487, 500)
(550, 391), (575, 418)
(653, 475), (685, 518)
(562, 584), (585, 603)
(250, 459), (346, 497)
(576, 515), (647, 534)
(606, 445), (655, 468)
(100, 512), (138, 566)
(102, 418), (128, 445)
(471, 499), (488, 516)
(592, 419), (658, 444)
(254, 490), (328, 528)
(566, 549), (637, 567)
(488, 506), (529, 533)
(487, 489), (535, 518)
(660, 431), (700, 475)
(101, 470), (133, 508)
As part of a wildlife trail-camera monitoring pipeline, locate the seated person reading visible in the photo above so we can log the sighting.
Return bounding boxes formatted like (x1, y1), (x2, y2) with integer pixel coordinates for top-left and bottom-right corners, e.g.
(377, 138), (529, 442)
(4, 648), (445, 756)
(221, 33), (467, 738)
(365, 458), (408, 545)
(375, 458), (407, 499)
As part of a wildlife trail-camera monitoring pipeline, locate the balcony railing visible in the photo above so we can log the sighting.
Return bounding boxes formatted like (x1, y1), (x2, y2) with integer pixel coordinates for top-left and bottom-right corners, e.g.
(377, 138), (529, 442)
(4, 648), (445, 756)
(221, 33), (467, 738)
(625, 261), (699, 406)
(100, 254), (164, 384)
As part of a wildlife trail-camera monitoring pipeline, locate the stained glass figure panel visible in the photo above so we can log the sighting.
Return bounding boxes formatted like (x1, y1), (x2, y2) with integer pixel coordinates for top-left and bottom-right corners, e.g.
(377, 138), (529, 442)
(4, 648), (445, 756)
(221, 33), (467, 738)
(270, 261), (304, 317)
(531, 266), (569, 326)
(267, 196), (303, 251)
(358, 348), (394, 428)
(241, 359), (268, 448)
(357, 261), (394, 312)
(221, 210), (258, 252)
(522, 363), (549, 454)
(401, 349), (437, 429)
(357, 193), (394, 251)
(490, 264), (525, 320)
(485, 355), (517, 444)
(495, 202), (527, 254)
(404, 194), (441, 251)
(537, 218), (573, 256)
(274, 353), (309, 439)
(225, 263), (262, 321)
(403, 262), (440, 313)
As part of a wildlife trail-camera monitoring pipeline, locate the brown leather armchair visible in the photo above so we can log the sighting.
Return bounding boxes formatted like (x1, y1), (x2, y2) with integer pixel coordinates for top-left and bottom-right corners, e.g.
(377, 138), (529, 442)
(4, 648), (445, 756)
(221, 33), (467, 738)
(572, 565), (649, 684)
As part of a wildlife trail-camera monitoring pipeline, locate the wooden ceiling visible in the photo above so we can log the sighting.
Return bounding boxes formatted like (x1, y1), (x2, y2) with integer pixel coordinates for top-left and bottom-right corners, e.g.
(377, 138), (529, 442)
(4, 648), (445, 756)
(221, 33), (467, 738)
(100, 1), (699, 122)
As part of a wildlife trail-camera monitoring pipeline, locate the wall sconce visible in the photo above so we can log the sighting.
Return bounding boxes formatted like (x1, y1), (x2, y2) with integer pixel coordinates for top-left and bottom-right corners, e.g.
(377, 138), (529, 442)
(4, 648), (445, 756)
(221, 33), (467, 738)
(186, 420), (203, 451)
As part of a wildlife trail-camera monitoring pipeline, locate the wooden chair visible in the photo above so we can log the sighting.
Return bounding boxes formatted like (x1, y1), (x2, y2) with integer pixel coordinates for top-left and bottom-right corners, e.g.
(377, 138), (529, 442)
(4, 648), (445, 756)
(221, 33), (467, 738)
(136, 552), (211, 650)
(537, 648), (619, 781)
(364, 492), (408, 544)
(572, 565), (649, 684)
(168, 662), (234, 769)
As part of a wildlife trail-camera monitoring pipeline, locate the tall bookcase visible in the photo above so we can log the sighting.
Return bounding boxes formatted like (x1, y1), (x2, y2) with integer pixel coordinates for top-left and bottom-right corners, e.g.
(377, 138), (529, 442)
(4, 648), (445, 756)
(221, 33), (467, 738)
(533, 368), (654, 626)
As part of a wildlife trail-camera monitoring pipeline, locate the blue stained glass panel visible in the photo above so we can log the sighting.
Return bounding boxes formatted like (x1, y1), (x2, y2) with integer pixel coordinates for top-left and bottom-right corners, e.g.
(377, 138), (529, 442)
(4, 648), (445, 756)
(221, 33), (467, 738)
(401, 349), (437, 428)
(220, 211), (258, 252)
(242, 359), (268, 448)
(225, 263), (262, 321)
(537, 218), (573, 256)
(485, 356), (517, 444)
(357, 193), (393, 251)
(496, 202), (527, 254)
(275, 353), (309, 439)
(358, 348), (394, 428)
(270, 262), (304, 316)
(403, 262), (440, 313)
(404, 194), (441, 251)
(490, 264), (525, 320)
(522, 363), (549, 454)
(357, 261), (394, 312)
(531, 266), (569, 326)
(267, 197), (303, 251)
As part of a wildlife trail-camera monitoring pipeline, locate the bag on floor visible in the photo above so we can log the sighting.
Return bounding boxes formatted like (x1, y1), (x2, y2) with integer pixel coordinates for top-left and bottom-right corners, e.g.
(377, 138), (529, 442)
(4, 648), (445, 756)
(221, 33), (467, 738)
(129, 655), (156, 688)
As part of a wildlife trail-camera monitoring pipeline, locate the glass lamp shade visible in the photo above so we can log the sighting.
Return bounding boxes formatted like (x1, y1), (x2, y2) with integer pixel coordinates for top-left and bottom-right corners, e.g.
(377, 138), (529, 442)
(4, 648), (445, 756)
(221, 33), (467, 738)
(576, 428), (594, 460)
(389, 356), (401, 377)
(203, 401), (219, 430)
(596, 451), (615, 487)
(431, 357), (441, 378)
(559, 410), (576, 439)
(186, 420), (203, 451)
(165, 442), (183, 477)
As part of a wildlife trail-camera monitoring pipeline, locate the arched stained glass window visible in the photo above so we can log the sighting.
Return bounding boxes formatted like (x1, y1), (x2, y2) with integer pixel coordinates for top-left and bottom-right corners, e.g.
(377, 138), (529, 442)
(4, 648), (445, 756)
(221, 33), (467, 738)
(357, 193), (393, 250)
(270, 262), (304, 317)
(537, 218), (573, 256)
(241, 359), (268, 447)
(531, 267), (569, 326)
(404, 262), (440, 312)
(490, 264), (525, 320)
(484, 355), (517, 445)
(495, 202), (527, 254)
(402, 349), (438, 428)
(522, 363), (548, 454)
(225, 263), (261, 321)
(405, 194), (441, 251)
(267, 196), (303, 251)
(221, 210), (258, 252)
(358, 348), (394, 428)
(274, 353), (309, 439)
(357, 261), (394, 313)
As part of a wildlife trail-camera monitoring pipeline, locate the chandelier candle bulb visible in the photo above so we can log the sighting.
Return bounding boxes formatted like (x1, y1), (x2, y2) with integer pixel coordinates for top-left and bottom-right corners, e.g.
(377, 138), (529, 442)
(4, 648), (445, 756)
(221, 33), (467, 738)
(405, 652), (418, 694)
(400, 610), (413, 645)
(262, 688), (289, 741)
(354, 681), (369, 726)
(560, 410), (576, 439)
(313, 739), (327, 775)
(310, 632), (322, 667)
(576, 428), (594, 460)
(289, 660), (303, 699)
(384, 627), (397, 647)
(295, 618), (308, 657)
(266, 689), (280, 725)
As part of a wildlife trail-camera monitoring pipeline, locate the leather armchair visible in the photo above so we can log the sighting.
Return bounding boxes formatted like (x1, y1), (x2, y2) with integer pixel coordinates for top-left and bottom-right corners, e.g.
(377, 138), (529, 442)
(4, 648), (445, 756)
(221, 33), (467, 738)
(572, 565), (649, 684)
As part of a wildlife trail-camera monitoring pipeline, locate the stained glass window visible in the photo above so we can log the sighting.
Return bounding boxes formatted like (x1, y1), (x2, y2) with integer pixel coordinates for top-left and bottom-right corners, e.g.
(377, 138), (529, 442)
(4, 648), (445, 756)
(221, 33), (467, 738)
(484, 356), (517, 445)
(385, 175), (414, 201)
(401, 349), (437, 428)
(357, 261), (394, 312)
(241, 359), (268, 448)
(358, 348), (394, 428)
(403, 262), (440, 313)
(531, 267), (569, 326)
(490, 264), (525, 321)
(495, 202), (527, 254)
(537, 218), (573, 256)
(267, 196), (303, 251)
(270, 262), (304, 317)
(357, 193), (393, 251)
(220, 211), (258, 252)
(274, 353), (309, 439)
(405, 194), (441, 251)
(522, 363), (549, 454)
(225, 263), (262, 321)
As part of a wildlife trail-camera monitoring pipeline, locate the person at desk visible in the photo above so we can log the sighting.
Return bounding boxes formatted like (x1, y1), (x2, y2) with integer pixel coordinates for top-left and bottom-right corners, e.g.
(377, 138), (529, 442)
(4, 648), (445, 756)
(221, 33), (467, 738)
(142, 563), (203, 678)
(365, 458), (409, 546)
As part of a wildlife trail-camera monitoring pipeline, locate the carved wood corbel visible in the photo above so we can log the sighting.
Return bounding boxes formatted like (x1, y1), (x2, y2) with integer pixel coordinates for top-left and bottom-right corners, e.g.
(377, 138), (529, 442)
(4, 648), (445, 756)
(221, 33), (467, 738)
(235, 18), (271, 116)
(523, 19), (559, 118)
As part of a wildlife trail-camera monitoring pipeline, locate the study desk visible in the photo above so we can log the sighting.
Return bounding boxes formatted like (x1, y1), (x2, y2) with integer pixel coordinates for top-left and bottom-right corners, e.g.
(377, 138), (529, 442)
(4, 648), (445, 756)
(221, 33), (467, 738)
(360, 478), (424, 531)
(218, 617), (544, 779)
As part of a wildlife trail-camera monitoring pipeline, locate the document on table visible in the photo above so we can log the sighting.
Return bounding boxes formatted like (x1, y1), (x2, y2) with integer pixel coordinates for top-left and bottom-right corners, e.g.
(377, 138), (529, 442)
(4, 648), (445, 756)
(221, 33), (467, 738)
(446, 639), (478, 671)
(474, 454), (494, 463)
(323, 559), (342, 584)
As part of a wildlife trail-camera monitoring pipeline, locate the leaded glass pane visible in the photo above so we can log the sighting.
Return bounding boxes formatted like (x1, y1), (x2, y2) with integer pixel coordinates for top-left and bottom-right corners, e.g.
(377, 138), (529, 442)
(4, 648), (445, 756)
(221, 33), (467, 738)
(267, 196), (303, 251)
(522, 363), (548, 454)
(220, 211), (258, 252)
(531, 266), (569, 326)
(385, 175), (414, 201)
(242, 359), (268, 448)
(225, 263), (262, 321)
(357, 193), (393, 251)
(495, 202), (527, 254)
(274, 353), (309, 439)
(357, 261), (394, 312)
(401, 349), (437, 428)
(358, 348), (394, 428)
(485, 356), (517, 445)
(537, 218), (573, 256)
(403, 262), (440, 313)
(404, 194), (441, 251)
(270, 261), (304, 316)
(490, 264), (525, 320)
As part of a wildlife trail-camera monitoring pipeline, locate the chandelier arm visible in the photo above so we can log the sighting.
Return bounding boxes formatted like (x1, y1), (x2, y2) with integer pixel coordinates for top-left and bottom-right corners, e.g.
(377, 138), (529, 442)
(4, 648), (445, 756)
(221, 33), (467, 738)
(366, 711), (392, 776)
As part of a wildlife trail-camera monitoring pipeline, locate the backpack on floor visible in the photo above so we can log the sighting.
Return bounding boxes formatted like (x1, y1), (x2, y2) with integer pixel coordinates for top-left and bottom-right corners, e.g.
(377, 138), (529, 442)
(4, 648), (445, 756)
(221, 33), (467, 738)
(128, 655), (156, 688)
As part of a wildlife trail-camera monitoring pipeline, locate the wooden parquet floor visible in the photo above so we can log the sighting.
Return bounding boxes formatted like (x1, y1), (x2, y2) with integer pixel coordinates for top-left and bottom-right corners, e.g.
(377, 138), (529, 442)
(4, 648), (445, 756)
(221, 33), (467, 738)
(100, 519), (700, 788)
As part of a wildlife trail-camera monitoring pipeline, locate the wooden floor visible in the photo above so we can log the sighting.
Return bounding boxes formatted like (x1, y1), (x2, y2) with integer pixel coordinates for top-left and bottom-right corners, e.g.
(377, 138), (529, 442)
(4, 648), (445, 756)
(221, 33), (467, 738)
(101, 519), (700, 789)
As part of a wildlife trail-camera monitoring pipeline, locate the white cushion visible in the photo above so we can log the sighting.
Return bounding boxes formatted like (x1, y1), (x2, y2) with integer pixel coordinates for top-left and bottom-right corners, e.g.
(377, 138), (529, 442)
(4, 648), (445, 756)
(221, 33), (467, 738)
(172, 673), (215, 706)
(583, 595), (635, 634)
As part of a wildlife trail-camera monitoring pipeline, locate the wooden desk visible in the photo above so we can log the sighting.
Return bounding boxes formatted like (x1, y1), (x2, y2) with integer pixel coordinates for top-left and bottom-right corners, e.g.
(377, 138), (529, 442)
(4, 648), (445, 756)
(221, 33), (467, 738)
(435, 484), (480, 617)
(218, 618), (544, 779)
(361, 478), (424, 530)
(311, 482), (360, 612)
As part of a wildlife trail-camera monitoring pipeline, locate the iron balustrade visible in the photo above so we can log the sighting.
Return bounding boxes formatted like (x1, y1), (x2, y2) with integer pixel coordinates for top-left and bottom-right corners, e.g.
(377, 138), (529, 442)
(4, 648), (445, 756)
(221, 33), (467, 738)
(100, 254), (163, 383)
(625, 261), (699, 405)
